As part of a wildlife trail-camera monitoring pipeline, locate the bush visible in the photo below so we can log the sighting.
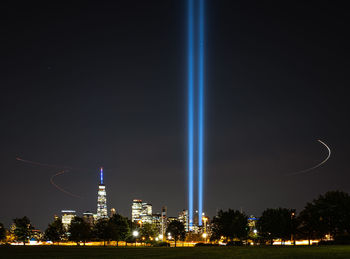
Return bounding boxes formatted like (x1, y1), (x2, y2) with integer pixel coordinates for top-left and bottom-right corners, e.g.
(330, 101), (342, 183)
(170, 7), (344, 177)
(334, 235), (350, 245)
(153, 241), (169, 247)
(195, 243), (219, 247)
(319, 235), (350, 245)
(226, 241), (243, 246)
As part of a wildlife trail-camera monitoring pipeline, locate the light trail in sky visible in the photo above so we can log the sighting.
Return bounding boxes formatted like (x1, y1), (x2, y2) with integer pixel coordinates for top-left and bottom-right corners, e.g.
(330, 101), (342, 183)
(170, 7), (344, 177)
(50, 170), (83, 199)
(16, 157), (82, 198)
(287, 139), (331, 176)
(16, 157), (71, 169)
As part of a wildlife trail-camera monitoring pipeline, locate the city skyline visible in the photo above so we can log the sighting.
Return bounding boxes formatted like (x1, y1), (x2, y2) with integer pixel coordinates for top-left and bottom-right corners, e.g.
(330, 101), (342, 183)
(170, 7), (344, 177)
(1, 0), (350, 232)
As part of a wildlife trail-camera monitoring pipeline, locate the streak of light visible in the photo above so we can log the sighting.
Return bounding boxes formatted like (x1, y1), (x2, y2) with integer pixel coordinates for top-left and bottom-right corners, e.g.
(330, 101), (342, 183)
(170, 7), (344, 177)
(16, 157), (71, 169)
(198, 0), (204, 226)
(287, 139), (331, 176)
(16, 156), (82, 198)
(50, 170), (83, 199)
(188, 0), (194, 229)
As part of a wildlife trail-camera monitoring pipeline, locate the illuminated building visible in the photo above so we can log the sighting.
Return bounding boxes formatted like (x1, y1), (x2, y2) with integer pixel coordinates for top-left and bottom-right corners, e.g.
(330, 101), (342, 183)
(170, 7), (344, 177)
(248, 215), (258, 237)
(187, 0), (205, 228)
(161, 206), (167, 239)
(97, 167), (108, 219)
(61, 210), (76, 230)
(132, 199), (143, 222)
(152, 213), (161, 233)
(167, 217), (177, 226)
(178, 209), (189, 232)
(83, 212), (94, 226)
(131, 199), (152, 223)
(141, 203), (152, 223)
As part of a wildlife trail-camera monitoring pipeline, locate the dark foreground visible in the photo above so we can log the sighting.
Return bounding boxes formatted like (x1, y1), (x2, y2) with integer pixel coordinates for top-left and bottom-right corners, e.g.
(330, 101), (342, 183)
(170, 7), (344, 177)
(1, 246), (350, 259)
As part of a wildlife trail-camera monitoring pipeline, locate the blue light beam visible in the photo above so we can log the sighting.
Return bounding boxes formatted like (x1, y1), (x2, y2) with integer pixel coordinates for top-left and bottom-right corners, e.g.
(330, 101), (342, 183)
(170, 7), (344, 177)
(188, 0), (194, 229)
(198, 0), (205, 226)
(100, 167), (104, 185)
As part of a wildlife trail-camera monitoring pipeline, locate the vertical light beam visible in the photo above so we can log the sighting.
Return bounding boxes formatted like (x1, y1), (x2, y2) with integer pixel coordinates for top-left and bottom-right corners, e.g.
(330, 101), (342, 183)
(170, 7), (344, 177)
(198, 0), (204, 226)
(100, 167), (104, 185)
(188, 0), (194, 229)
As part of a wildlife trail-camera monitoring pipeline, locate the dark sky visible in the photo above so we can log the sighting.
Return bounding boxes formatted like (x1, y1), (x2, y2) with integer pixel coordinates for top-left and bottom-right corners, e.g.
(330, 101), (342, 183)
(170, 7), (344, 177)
(1, 1), (349, 230)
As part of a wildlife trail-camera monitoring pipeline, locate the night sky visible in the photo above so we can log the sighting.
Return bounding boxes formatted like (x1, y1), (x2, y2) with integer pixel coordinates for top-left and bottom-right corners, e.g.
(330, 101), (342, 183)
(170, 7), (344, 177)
(2, 1), (349, 230)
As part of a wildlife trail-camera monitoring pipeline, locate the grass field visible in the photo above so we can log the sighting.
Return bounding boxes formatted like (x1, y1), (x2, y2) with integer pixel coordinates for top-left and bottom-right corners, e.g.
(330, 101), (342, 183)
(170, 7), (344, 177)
(1, 246), (350, 259)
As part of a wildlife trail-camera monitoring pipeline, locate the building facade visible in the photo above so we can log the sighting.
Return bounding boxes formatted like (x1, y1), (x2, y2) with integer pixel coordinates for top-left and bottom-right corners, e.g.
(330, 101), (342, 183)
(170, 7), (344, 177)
(131, 199), (153, 223)
(178, 209), (189, 232)
(61, 210), (76, 230)
(83, 212), (94, 226)
(132, 199), (143, 222)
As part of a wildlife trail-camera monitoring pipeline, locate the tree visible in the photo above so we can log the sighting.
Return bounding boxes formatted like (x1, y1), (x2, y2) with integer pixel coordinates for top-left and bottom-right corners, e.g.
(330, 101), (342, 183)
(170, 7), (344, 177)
(0, 223), (6, 242)
(257, 208), (293, 245)
(68, 217), (92, 246)
(13, 216), (34, 245)
(210, 209), (248, 242)
(298, 190), (350, 241)
(94, 218), (113, 246)
(166, 220), (185, 247)
(298, 202), (324, 245)
(109, 214), (130, 246)
(140, 223), (158, 242)
(44, 218), (66, 245)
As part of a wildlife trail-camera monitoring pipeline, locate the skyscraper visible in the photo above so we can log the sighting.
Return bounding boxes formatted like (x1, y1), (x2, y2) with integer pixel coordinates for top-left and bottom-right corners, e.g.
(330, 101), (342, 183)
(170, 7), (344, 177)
(61, 210), (76, 230)
(97, 167), (108, 219)
(83, 211), (94, 226)
(178, 209), (189, 232)
(132, 199), (143, 222)
(131, 199), (153, 223)
(161, 206), (167, 238)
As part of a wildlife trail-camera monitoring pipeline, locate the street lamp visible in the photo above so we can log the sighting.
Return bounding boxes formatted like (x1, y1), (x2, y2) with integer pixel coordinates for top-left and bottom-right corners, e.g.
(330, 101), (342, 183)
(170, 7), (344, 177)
(202, 233), (208, 243)
(133, 230), (139, 247)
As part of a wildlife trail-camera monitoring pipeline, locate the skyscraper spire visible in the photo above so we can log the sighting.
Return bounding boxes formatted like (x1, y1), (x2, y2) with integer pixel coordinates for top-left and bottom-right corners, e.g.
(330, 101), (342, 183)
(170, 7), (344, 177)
(100, 167), (104, 185)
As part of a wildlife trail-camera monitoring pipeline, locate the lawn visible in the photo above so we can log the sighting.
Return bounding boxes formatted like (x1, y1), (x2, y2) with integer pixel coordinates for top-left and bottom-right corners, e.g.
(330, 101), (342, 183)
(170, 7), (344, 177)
(1, 246), (350, 259)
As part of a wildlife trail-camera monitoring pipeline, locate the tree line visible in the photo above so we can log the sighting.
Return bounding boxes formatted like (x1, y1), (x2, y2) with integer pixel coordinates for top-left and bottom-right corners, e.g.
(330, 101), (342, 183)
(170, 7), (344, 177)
(1, 213), (186, 246)
(210, 190), (350, 245)
(46, 214), (131, 246)
(1, 190), (349, 246)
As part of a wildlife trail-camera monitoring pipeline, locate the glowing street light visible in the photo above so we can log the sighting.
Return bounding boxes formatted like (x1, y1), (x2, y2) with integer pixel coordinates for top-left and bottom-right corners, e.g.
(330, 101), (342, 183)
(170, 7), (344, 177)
(202, 232), (208, 243)
(133, 230), (139, 247)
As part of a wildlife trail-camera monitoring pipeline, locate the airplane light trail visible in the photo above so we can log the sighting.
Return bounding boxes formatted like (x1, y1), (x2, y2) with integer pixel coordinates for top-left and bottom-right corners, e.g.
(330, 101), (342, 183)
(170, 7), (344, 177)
(16, 157), (82, 198)
(16, 157), (71, 169)
(288, 139), (331, 176)
(50, 170), (83, 199)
